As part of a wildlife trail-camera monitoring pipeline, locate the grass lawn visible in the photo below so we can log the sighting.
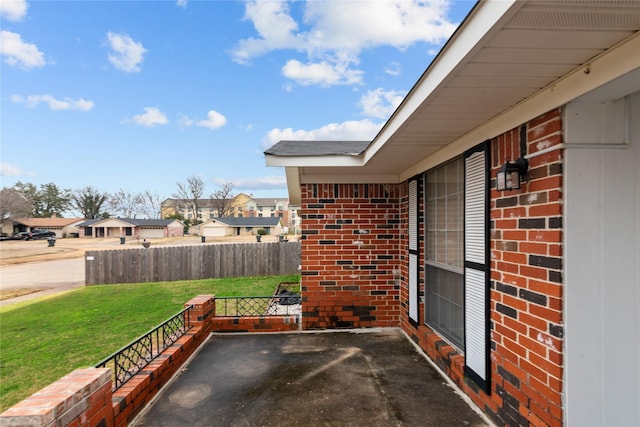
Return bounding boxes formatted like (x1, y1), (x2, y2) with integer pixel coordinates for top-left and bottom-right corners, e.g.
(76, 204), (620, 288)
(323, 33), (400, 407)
(0, 275), (299, 411)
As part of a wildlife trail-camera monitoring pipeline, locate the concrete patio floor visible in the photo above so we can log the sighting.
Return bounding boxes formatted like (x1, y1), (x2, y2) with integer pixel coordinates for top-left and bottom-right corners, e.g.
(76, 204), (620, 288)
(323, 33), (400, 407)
(134, 329), (491, 426)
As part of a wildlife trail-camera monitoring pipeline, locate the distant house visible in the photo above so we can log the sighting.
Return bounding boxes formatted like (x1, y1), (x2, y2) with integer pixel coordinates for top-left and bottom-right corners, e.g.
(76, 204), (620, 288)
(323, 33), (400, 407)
(76, 218), (184, 239)
(3, 217), (85, 238)
(199, 217), (283, 238)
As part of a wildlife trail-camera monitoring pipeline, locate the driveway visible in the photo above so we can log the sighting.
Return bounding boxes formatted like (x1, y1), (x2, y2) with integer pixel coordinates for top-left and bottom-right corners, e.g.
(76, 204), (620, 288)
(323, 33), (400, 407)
(0, 258), (85, 306)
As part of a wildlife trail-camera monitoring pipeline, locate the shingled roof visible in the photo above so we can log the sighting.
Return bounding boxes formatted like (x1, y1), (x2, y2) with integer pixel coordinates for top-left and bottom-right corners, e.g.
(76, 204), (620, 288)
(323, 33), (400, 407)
(207, 217), (281, 227)
(264, 140), (370, 157)
(76, 218), (180, 227)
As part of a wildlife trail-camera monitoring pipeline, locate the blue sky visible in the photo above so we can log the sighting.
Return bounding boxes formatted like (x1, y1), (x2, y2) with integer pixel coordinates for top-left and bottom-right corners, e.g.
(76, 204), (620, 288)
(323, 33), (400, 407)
(1, 0), (475, 200)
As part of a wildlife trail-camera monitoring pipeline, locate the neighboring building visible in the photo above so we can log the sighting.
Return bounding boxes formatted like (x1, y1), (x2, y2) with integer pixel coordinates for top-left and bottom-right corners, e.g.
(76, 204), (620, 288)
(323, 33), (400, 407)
(161, 194), (297, 230)
(77, 218), (184, 239)
(3, 217), (85, 238)
(266, 2), (640, 426)
(200, 217), (283, 238)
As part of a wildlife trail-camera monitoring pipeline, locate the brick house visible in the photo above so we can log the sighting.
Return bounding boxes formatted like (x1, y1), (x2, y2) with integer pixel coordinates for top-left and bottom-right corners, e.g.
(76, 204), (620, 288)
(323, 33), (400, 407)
(266, 2), (639, 426)
(199, 216), (283, 237)
(77, 218), (184, 239)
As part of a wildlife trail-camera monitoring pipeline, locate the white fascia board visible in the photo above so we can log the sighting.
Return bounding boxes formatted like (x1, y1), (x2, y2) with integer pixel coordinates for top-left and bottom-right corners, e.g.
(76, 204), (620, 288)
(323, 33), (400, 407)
(265, 154), (364, 167)
(400, 31), (640, 181)
(363, 0), (521, 165)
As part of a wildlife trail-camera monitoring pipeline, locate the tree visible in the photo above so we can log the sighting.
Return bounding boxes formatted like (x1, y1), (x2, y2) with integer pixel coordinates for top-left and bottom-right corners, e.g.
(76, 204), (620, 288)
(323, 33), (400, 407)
(211, 182), (235, 217)
(173, 176), (204, 224)
(37, 183), (72, 217)
(110, 189), (144, 218)
(13, 182), (71, 218)
(0, 188), (33, 222)
(141, 191), (162, 219)
(72, 186), (109, 219)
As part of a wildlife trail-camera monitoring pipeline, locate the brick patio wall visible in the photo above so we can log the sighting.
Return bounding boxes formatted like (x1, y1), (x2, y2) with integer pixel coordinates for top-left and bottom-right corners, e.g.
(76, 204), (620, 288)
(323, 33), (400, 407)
(213, 315), (300, 332)
(299, 184), (403, 329)
(0, 295), (302, 427)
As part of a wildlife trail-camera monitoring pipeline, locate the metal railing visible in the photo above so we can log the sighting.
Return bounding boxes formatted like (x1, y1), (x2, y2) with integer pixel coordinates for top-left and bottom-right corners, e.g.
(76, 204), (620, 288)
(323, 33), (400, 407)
(215, 294), (301, 317)
(96, 305), (193, 391)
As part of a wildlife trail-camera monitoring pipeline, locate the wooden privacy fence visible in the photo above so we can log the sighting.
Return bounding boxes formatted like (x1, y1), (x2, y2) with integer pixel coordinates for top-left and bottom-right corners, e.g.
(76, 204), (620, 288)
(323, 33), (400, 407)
(85, 242), (301, 285)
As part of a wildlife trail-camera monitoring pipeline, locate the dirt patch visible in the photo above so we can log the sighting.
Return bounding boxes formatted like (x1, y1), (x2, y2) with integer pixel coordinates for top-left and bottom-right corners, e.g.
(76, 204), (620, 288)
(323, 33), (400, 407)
(0, 241), (87, 266)
(0, 288), (47, 301)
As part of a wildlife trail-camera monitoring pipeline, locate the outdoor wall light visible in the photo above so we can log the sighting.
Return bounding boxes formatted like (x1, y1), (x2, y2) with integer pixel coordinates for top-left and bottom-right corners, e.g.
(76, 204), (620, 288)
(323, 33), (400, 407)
(496, 157), (529, 191)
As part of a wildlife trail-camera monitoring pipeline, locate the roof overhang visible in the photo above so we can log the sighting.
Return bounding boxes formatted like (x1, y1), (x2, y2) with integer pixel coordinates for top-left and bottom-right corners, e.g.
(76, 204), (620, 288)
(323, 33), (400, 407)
(265, 0), (640, 204)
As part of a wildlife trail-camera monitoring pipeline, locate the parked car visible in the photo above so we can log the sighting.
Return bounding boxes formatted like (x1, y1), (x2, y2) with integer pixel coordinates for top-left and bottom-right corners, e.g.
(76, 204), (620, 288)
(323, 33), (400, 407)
(22, 229), (56, 240)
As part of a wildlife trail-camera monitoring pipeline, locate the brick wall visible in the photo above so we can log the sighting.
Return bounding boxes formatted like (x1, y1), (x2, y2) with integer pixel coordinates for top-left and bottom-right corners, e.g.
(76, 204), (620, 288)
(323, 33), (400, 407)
(213, 315), (300, 332)
(300, 184), (402, 329)
(487, 109), (564, 427)
(0, 368), (113, 427)
(400, 108), (565, 427)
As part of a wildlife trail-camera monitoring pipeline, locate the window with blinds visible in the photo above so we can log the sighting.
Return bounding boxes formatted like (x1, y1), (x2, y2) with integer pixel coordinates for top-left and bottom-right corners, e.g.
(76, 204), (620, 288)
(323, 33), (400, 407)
(422, 144), (490, 393)
(424, 158), (464, 350)
(408, 179), (419, 324)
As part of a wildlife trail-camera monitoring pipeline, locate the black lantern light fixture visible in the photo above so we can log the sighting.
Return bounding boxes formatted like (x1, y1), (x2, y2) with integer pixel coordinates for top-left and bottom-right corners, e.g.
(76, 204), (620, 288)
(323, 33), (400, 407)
(496, 125), (530, 191)
(496, 157), (529, 191)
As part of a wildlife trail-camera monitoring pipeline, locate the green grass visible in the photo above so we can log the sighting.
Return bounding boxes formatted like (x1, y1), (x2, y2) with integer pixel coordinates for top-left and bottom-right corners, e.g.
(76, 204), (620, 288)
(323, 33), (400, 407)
(0, 275), (299, 411)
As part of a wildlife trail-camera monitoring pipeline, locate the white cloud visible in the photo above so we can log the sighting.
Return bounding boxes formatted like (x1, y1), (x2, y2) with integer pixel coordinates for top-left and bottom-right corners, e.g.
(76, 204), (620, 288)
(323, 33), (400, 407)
(358, 88), (406, 119)
(232, 0), (458, 87)
(0, 0), (28, 21)
(232, 1), (304, 64)
(0, 162), (24, 176)
(282, 59), (363, 87)
(302, 1), (457, 51)
(262, 119), (382, 149)
(106, 32), (147, 73)
(180, 110), (227, 131)
(130, 107), (168, 127)
(197, 110), (227, 130)
(0, 30), (45, 69)
(11, 94), (94, 111)
(176, 0), (187, 8)
(384, 61), (402, 77)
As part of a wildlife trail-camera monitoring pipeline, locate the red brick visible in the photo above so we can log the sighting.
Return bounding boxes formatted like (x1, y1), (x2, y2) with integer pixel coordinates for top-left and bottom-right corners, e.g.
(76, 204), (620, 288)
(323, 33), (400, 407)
(529, 304), (562, 323)
(529, 203), (562, 217)
(528, 279), (562, 298)
(519, 242), (548, 255)
(519, 359), (549, 384)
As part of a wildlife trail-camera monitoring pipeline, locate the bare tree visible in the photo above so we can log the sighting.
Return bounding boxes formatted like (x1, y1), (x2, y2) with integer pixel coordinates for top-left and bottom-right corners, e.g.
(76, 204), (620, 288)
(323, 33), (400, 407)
(211, 182), (235, 217)
(174, 176), (204, 224)
(141, 191), (163, 219)
(72, 186), (109, 219)
(0, 188), (33, 223)
(110, 189), (144, 218)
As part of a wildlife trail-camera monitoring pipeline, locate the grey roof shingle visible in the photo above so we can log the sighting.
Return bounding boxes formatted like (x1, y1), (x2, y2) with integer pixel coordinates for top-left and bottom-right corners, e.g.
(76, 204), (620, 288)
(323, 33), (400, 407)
(209, 217), (281, 227)
(264, 140), (370, 156)
(76, 218), (179, 227)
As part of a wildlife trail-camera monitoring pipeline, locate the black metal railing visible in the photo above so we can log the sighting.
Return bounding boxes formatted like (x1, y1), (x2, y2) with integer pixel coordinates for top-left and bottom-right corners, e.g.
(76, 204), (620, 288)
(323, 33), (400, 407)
(96, 305), (193, 391)
(215, 294), (301, 317)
